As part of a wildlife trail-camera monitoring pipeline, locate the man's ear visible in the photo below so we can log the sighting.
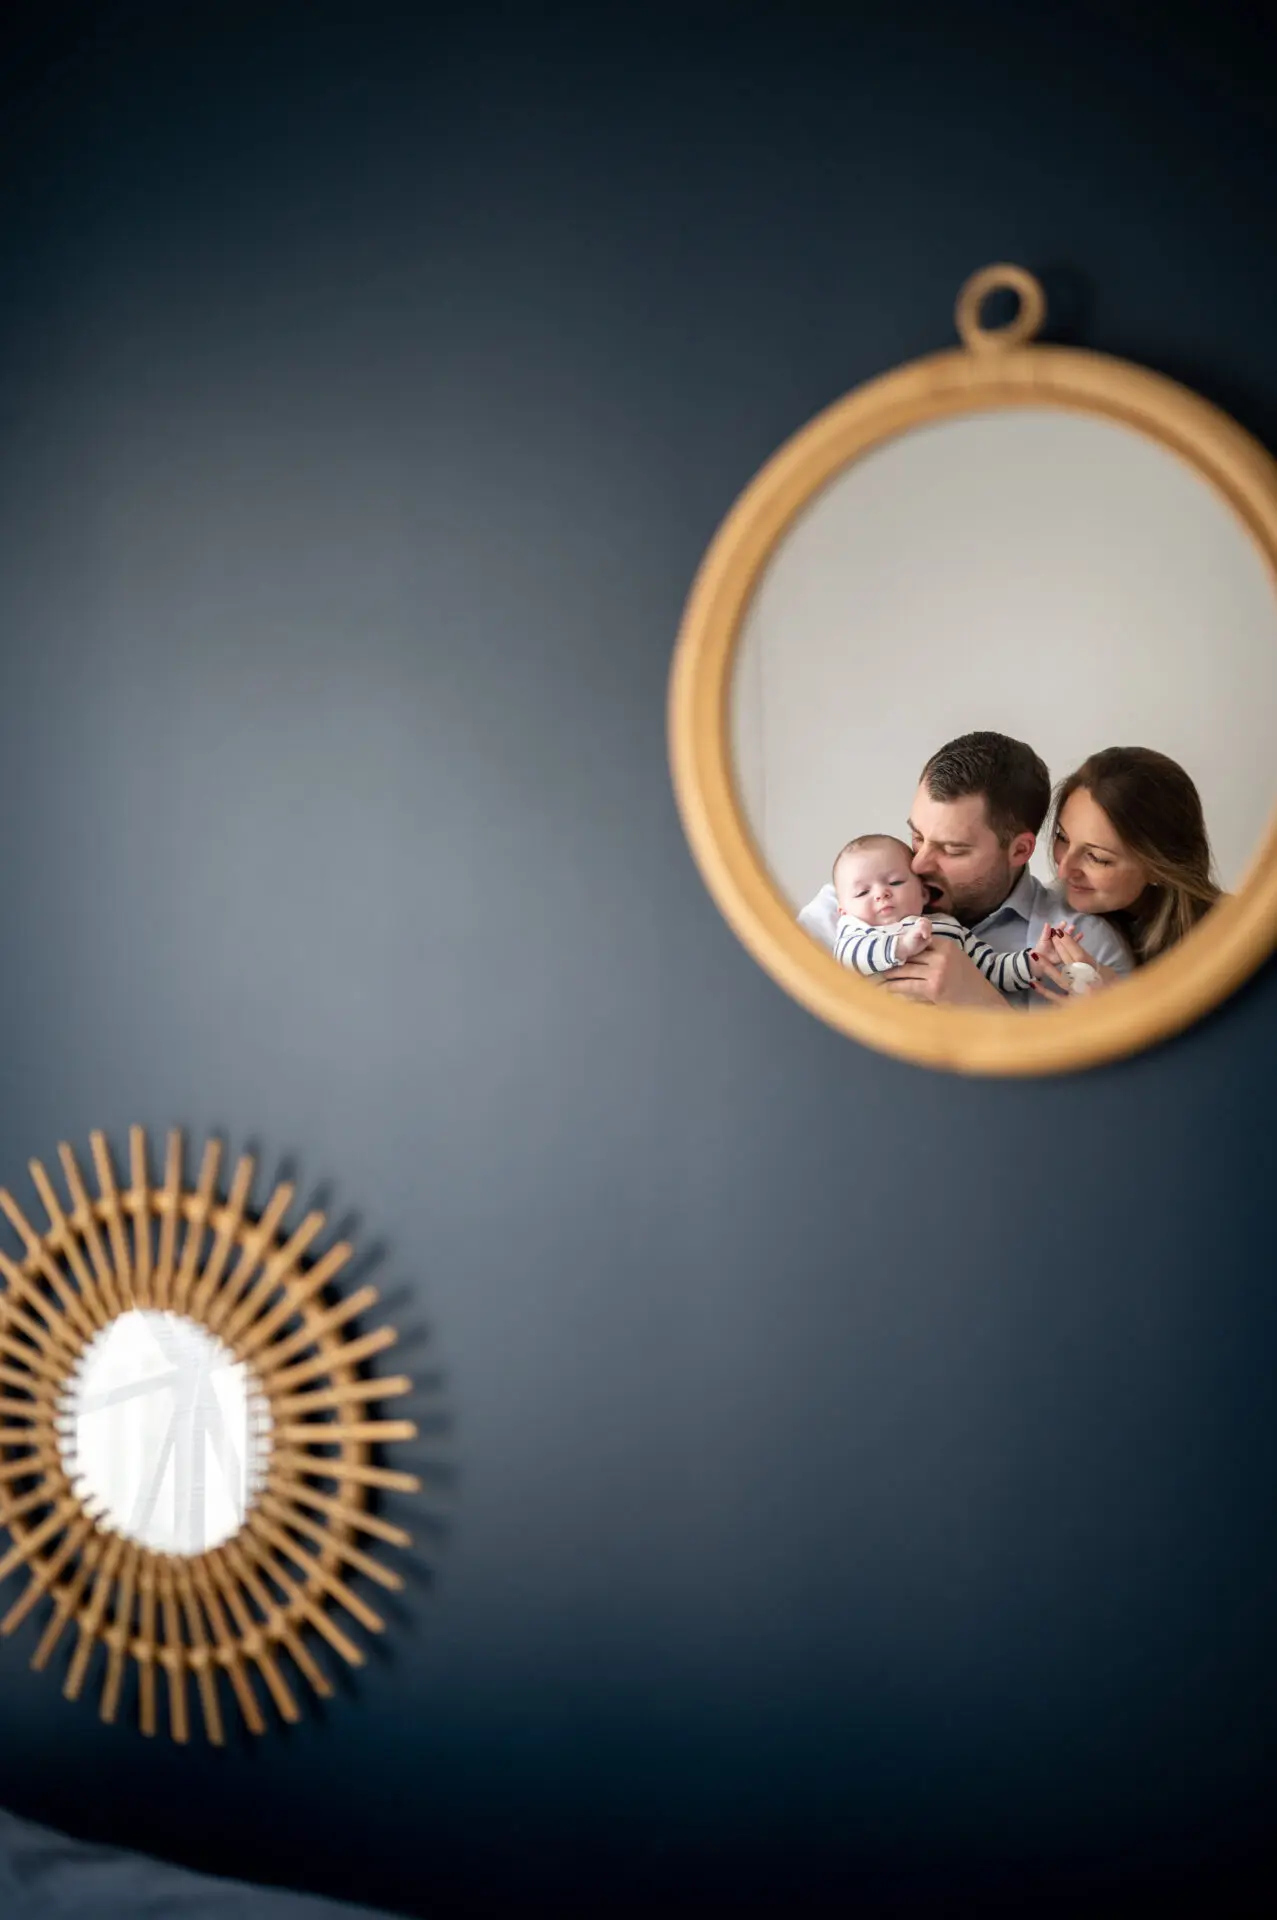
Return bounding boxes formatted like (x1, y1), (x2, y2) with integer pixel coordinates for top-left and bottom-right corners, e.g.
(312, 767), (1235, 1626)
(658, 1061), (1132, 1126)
(1010, 831), (1036, 872)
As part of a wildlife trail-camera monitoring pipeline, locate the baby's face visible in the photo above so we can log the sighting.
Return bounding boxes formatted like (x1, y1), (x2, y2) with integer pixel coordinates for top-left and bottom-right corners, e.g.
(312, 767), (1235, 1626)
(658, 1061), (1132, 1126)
(835, 846), (927, 926)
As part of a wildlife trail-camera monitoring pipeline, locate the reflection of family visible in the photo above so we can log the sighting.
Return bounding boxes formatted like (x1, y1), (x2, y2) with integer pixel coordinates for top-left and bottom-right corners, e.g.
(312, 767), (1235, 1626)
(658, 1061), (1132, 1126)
(799, 733), (1220, 1007)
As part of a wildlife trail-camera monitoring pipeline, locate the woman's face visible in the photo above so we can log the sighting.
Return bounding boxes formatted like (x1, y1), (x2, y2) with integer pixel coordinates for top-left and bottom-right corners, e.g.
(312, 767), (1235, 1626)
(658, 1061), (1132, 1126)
(1053, 787), (1149, 914)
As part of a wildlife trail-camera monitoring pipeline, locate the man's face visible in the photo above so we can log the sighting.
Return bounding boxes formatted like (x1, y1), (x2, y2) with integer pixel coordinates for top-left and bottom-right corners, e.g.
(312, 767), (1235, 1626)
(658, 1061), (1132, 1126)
(906, 785), (1034, 925)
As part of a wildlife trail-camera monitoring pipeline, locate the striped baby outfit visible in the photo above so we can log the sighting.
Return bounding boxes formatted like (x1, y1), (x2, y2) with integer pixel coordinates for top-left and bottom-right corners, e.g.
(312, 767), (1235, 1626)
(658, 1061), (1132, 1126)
(833, 911), (1035, 994)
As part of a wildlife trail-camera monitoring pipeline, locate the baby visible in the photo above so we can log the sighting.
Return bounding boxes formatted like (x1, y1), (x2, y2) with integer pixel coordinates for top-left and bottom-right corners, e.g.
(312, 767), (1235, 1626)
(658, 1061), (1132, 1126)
(831, 834), (1044, 994)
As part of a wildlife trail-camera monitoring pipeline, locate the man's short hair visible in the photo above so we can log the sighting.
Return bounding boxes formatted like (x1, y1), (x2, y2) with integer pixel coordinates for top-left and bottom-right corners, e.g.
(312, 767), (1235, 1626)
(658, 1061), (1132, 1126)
(918, 732), (1050, 844)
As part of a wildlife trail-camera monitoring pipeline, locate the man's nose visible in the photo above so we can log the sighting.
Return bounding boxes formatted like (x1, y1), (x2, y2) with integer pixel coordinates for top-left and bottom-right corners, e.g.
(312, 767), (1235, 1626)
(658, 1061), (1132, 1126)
(912, 848), (935, 873)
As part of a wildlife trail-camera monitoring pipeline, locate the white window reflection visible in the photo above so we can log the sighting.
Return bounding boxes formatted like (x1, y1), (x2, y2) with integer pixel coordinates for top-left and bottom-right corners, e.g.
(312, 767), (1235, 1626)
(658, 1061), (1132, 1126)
(59, 1310), (271, 1554)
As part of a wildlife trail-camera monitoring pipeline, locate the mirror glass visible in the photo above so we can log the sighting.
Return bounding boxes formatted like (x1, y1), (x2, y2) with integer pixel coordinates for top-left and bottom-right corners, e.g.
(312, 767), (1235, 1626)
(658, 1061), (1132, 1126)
(731, 407), (1277, 1002)
(58, 1309), (271, 1554)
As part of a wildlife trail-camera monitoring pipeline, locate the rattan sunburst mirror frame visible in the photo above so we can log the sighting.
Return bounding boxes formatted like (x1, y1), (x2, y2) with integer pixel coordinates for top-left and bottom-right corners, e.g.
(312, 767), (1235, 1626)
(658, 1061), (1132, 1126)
(667, 263), (1277, 1075)
(0, 1126), (421, 1744)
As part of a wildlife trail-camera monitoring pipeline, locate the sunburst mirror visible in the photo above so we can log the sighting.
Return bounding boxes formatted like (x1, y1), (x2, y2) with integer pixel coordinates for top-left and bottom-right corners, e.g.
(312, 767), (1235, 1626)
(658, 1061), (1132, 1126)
(0, 1126), (421, 1743)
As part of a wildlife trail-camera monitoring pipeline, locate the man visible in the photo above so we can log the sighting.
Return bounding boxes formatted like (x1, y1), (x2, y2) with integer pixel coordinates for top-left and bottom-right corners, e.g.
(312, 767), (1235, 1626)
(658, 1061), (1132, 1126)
(797, 731), (1132, 1007)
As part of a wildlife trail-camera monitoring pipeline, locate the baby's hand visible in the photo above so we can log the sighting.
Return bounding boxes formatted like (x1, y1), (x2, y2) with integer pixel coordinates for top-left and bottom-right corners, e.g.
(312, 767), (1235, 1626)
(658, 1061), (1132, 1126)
(895, 917), (932, 961)
(1028, 926), (1074, 994)
(1028, 926), (1061, 982)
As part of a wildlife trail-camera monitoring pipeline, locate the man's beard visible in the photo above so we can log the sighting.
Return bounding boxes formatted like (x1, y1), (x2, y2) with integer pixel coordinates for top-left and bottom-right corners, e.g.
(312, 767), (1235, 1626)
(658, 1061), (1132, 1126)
(938, 857), (1016, 927)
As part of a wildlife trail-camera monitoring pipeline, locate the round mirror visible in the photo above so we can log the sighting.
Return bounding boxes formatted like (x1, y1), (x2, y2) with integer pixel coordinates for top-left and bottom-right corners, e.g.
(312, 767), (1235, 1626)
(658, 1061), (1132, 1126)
(669, 267), (1277, 1074)
(58, 1309), (272, 1554)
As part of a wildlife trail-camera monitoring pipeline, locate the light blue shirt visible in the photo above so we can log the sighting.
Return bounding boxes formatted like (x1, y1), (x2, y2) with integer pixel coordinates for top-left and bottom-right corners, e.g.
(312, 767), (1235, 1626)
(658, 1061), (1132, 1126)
(798, 868), (1132, 1007)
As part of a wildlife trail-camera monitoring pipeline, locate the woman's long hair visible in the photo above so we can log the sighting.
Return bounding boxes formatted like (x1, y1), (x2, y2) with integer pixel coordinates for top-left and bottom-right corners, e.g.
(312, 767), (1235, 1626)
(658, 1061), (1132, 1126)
(1051, 747), (1220, 965)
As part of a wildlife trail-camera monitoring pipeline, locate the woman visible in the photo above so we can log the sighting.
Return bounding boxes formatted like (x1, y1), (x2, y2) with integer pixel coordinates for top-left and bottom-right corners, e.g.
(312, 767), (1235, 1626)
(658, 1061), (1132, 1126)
(1035, 746), (1221, 996)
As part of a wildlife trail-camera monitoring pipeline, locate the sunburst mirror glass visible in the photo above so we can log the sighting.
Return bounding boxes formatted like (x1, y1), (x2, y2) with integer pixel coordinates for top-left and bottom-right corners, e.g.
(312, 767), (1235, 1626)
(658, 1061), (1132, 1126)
(59, 1311), (272, 1555)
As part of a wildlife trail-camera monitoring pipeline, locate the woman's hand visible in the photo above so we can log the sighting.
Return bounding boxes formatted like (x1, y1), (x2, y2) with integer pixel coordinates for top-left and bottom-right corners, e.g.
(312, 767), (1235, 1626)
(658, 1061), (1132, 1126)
(1028, 927), (1072, 1004)
(1031, 923), (1124, 1002)
(1052, 923), (1125, 989)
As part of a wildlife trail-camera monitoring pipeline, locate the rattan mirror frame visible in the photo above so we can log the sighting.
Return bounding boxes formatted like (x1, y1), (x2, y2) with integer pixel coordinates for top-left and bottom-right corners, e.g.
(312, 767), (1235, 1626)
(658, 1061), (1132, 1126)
(667, 264), (1277, 1075)
(0, 1126), (420, 1743)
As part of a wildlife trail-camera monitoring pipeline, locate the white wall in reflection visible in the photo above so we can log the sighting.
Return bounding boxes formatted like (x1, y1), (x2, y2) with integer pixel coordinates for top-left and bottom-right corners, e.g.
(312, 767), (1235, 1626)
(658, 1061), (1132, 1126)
(732, 408), (1277, 907)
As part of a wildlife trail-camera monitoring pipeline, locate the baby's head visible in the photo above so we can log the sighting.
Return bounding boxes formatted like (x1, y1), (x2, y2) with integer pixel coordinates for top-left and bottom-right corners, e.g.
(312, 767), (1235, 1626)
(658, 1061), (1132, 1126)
(833, 835), (927, 926)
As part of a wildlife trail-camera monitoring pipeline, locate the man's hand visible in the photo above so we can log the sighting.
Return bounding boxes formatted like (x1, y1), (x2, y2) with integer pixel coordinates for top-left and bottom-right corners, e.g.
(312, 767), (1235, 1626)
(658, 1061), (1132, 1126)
(879, 942), (1007, 1007)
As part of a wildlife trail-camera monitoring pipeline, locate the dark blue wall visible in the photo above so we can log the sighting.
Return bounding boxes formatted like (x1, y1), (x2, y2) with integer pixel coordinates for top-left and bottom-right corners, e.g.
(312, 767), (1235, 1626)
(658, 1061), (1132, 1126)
(3, 4), (1276, 1914)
